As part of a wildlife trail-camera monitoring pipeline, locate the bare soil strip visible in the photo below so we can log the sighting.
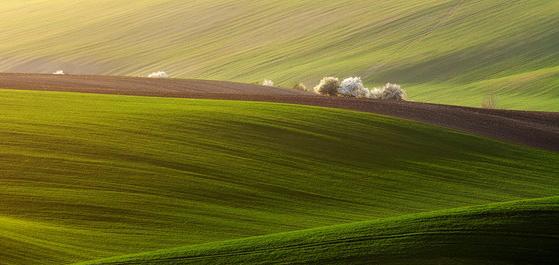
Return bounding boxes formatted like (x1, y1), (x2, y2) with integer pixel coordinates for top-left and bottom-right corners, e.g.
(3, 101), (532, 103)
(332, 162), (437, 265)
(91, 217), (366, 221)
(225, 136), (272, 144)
(2, 73), (558, 151)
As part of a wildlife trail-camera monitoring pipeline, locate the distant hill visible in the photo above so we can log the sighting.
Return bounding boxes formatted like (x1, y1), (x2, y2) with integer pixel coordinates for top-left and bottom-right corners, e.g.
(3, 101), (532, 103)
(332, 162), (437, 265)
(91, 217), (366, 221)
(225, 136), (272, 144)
(1, 0), (558, 110)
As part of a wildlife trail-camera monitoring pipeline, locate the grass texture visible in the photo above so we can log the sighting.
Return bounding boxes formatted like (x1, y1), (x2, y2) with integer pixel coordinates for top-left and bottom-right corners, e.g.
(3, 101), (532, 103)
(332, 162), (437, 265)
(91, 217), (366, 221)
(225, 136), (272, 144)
(77, 197), (559, 265)
(0, 0), (558, 110)
(1, 89), (558, 264)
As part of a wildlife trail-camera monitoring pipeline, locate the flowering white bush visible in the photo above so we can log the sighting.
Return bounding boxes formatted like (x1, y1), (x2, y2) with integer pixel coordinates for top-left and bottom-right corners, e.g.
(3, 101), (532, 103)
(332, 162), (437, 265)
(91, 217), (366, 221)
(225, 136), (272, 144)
(314, 77), (340, 96)
(262, 80), (274, 86)
(379, 83), (406, 100)
(339, 77), (370, 98)
(367, 83), (406, 100)
(311, 75), (406, 101)
(148, 71), (169, 78)
(368, 88), (384, 99)
(52, 70), (65, 75)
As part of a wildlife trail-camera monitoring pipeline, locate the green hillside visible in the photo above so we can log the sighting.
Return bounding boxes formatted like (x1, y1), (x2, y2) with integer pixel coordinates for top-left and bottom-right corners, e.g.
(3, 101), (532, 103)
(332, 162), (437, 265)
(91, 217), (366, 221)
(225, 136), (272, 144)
(78, 197), (559, 265)
(1, 0), (558, 110)
(1, 89), (558, 264)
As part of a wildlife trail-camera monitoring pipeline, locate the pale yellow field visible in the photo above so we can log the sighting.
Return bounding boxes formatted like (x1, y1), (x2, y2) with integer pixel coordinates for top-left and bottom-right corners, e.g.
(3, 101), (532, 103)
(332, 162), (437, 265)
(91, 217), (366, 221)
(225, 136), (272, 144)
(1, 0), (558, 110)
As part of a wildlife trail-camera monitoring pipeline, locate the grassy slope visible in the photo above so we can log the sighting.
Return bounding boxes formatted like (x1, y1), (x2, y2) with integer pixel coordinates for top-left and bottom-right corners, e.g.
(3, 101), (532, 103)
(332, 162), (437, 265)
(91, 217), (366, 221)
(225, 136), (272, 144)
(77, 197), (559, 265)
(1, 89), (558, 264)
(1, 0), (558, 110)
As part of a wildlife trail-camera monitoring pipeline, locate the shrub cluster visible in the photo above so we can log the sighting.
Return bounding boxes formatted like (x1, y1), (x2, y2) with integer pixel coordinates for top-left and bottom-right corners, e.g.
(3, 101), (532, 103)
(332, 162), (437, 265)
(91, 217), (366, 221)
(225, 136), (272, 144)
(313, 77), (340, 96)
(313, 76), (407, 101)
(374, 83), (407, 101)
(338, 77), (370, 98)
(148, 71), (169, 78)
(262, 80), (275, 87)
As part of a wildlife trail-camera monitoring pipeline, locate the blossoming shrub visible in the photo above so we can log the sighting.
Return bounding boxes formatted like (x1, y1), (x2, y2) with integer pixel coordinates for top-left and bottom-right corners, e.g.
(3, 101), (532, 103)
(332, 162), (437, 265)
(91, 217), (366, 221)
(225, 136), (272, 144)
(379, 83), (406, 101)
(148, 71), (169, 78)
(262, 80), (274, 86)
(314, 77), (340, 96)
(339, 77), (370, 98)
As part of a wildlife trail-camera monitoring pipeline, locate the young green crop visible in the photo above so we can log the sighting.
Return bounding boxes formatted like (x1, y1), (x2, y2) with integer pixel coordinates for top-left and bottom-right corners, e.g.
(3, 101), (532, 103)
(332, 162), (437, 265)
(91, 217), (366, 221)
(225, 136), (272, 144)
(1, 89), (558, 264)
(77, 197), (559, 265)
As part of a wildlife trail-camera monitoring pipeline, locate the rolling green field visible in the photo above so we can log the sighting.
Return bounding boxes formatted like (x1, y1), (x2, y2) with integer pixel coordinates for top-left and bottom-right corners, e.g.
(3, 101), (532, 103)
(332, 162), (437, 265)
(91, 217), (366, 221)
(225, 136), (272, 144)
(1, 89), (558, 264)
(1, 0), (558, 110)
(78, 197), (559, 265)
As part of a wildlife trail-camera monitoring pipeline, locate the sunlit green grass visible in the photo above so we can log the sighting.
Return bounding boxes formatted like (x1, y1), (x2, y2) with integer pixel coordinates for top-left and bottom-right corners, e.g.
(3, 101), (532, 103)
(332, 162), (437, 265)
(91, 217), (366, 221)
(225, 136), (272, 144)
(77, 196), (559, 265)
(1, 89), (558, 264)
(1, 0), (558, 110)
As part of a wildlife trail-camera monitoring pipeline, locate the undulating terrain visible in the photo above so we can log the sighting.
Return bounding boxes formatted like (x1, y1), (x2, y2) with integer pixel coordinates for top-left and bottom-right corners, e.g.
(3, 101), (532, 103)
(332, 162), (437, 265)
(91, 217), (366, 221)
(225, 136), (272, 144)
(1, 88), (558, 264)
(2, 74), (559, 151)
(1, 0), (559, 110)
(77, 197), (559, 265)
(1, 0), (558, 264)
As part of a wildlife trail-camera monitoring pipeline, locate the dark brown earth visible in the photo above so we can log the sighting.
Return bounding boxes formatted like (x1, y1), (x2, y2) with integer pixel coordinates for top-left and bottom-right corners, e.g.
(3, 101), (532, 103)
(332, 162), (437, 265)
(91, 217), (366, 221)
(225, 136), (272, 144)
(1, 73), (558, 152)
